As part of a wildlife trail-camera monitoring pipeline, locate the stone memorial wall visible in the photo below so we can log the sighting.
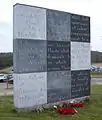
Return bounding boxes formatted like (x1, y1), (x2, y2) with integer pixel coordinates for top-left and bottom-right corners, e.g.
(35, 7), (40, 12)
(13, 3), (90, 109)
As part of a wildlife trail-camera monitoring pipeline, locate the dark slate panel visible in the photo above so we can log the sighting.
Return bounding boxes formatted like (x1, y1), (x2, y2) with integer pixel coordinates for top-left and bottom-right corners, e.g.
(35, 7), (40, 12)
(47, 9), (70, 41)
(13, 39), (47, 73)
(71, 70), (91, 98)
(71, 14), (90, 42)
(47, 41), (70, 71)
(13, 40), (19, 73)
(47, 88), (70, 103)
(47, 71), (71, 89)
(47, 71), (71, 103)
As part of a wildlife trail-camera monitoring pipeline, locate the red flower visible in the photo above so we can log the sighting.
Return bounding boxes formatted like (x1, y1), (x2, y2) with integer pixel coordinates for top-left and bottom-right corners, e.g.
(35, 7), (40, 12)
(57, 108), (77, 115)
(69, 102), (85, 107)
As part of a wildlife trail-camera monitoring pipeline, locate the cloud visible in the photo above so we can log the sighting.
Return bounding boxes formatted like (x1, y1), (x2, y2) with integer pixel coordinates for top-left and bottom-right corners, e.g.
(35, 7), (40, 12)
(0, 22), (12, 52)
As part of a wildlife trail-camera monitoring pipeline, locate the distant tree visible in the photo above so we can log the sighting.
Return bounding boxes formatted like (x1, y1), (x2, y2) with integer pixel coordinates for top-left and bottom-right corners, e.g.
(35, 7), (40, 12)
(0, 52), (13, 70)
(96, 55), (99, 62)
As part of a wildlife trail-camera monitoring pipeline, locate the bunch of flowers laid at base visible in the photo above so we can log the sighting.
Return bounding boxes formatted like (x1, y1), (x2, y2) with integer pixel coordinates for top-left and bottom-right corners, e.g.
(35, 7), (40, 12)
(57, 108), (78, 115)
(69, 102), (85, 107)
(53, 96), (90, 115)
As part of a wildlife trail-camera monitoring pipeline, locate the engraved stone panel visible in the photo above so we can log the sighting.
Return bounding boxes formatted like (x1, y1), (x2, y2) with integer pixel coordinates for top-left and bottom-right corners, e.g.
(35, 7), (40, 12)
(47, 41), (70, 71)
(47, 89), (70, 103)
(13, 72), (47, 108)
(71, 70), (90, 98)
(13, 4), (46, 40)
(47, 71), (71, 103)
(47, 9), (70, 41)
(14, 39), (47, 73)
(47, 71), (71, 89)
(71, 14), (90, 42)
(71, 42), (91, 70)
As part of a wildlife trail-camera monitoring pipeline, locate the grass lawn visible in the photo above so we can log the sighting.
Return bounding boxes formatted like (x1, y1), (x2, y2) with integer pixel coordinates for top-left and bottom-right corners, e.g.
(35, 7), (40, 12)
(0, 85), (102, 120)
(91, 71), (102, 76)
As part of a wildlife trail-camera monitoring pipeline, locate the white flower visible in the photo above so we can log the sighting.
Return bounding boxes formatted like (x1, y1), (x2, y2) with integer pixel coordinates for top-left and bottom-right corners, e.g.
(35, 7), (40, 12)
(54, 105), (57, 109)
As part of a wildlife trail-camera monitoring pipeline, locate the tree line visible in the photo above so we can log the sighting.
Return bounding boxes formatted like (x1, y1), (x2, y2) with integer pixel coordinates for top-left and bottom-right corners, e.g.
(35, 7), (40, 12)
(91, 51), (102, 63)
(0, 52), (13, 70)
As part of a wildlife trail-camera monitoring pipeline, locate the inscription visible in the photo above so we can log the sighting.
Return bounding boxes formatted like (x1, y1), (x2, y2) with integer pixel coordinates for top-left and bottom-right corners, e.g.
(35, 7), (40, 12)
(71, 42), (90, 70)
(47, 41), (70, 71)
(47, 89), (70, 103)
(13, 72), (47, 108)
(13, 4), (46, 39)
(71, 70), (90, 98)
(47, 71), (71, 89)
(14, 39), (47, 73)
(71, 14), (90, 42)
(47, 9), (70, 41)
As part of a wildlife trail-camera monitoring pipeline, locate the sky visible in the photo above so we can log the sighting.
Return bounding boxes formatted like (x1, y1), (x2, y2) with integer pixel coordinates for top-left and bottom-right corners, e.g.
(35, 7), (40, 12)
(0, 0), (102, 52)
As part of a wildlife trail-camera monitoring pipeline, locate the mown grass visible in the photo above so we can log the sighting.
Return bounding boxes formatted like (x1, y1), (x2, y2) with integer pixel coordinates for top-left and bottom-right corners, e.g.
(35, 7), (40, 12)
(91, 71), (102, 76)
(0, 85), (102, 120)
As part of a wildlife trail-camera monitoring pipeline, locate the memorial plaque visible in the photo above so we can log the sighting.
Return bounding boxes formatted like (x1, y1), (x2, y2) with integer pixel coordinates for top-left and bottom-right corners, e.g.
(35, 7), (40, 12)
(13, 4), (46, 40)
(71, 70), (90, 98)
(47, 88), (70, 103)
(71, 14), (90, 42)
(14, 39), (47, 73)
(71, 42), (90, 70)
(47, 71), (71, 89)
(47, 71), (71, 103)
(47, 9), (70, 41)
(13, 72), (47, 108)
(47, 41), (70, 71)
(13, 3), (91, 109)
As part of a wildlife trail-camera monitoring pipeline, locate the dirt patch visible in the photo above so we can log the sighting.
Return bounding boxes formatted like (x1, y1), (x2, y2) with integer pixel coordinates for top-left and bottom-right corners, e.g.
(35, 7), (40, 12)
(92, 63), (102, 67)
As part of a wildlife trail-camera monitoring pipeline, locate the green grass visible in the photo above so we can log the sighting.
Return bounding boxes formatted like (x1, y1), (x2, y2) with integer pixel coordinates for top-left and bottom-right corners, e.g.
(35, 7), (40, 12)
(0, 85), (102, 120)
(91, 71), (102, 76)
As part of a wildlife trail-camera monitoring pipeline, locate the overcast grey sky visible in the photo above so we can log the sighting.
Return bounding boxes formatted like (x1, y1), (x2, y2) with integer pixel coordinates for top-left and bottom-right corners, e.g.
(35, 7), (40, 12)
(0, 0), (101, 52)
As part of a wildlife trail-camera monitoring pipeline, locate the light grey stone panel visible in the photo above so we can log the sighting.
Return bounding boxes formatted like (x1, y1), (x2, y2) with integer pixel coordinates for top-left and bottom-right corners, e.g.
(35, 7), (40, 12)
(13, 4), (46, 40)
(13, 72), (47, 108)
(71, 42), (91, 70)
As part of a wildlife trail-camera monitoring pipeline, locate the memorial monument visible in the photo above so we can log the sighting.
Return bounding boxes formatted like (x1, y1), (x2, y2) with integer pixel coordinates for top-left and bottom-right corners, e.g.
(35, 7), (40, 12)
(13, 3), (90, 109)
